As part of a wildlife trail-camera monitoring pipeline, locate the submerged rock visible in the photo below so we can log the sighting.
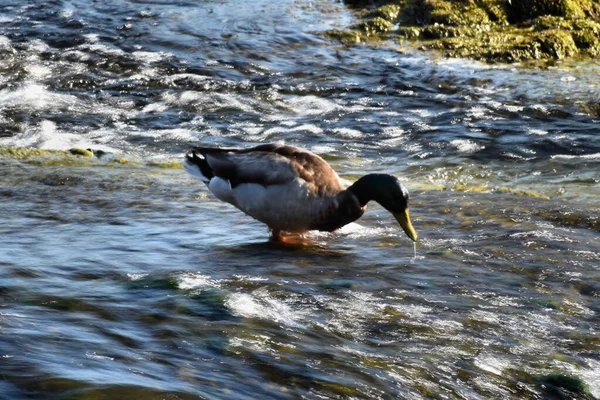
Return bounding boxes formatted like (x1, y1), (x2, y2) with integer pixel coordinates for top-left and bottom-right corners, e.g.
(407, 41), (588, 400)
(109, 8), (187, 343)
(535, 373), (593, 399)
(328, 0), (600, 63)
(0, 145), (183, 169)
(68, 148), (94, 158)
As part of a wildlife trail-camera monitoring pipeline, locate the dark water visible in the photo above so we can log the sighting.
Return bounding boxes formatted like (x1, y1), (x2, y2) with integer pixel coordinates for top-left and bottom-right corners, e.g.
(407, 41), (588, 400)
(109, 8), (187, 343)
(1, 1), (599, 399)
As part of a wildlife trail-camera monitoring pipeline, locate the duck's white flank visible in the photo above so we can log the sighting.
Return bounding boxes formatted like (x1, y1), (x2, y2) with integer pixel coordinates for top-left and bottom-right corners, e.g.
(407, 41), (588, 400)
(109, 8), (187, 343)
(184, 157), (337, 232)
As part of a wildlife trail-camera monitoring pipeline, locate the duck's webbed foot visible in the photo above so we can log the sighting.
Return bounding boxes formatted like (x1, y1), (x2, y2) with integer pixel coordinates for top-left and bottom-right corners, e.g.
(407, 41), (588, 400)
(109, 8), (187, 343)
(269, 229), (312, 245)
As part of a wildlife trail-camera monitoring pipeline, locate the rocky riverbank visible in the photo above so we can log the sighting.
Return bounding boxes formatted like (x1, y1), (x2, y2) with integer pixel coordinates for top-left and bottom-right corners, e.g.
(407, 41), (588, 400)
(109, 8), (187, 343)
(327, 0), (600, 64)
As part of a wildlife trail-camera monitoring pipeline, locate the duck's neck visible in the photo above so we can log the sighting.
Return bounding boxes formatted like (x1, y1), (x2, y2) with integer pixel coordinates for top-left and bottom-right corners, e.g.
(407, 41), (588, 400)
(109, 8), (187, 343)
(347, 174), (389, 207)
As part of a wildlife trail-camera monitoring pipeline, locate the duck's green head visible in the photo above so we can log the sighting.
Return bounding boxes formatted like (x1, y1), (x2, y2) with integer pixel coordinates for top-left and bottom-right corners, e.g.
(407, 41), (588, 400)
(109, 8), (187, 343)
(348, 174), (418, 242)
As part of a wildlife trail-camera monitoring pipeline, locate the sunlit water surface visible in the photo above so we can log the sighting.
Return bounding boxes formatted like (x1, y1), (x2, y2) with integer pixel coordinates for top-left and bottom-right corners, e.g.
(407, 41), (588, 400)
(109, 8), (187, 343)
(1, 0), (599, 399)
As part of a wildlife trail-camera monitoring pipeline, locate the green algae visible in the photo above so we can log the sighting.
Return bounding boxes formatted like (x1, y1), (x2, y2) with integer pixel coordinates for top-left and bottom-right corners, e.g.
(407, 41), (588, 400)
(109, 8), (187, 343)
(415, 179), (551, 199)
(494, 186), (550, 199)
(146, 159), (184, 169)
(330, 0), (600, 64)
(0, 145), (183, 170)
(0, 146), (63, 159)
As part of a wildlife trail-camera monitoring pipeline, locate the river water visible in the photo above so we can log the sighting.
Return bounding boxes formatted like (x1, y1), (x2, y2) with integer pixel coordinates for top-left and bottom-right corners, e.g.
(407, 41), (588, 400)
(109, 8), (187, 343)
(1, 1), (599, 399)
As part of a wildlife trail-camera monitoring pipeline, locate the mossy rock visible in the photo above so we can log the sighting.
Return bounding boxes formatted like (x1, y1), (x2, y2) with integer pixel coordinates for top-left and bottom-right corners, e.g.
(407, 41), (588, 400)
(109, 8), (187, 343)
(509, 0), (597, 21)
(533, 15), (574, 30)
(396, 26), (422, 38)
(420, 23), (492, 39)
(536, 29), (578, 58)
(401, 0), (491, 26)
(359, 16), (394, 34)
(338, 0), (600, 63)
(572, 31), (600, 55)
(570, 18), (600, 54)
(422, 30), (546, 62)
(325, 28), (363, 44)
(478, 0), (510, 24)
(369, 4), (402, 21)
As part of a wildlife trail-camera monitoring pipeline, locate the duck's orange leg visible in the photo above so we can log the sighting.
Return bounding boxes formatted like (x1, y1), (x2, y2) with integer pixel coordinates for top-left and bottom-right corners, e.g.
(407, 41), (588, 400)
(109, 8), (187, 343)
(270, 229), (283, 242)
(270, 229), (313, 245)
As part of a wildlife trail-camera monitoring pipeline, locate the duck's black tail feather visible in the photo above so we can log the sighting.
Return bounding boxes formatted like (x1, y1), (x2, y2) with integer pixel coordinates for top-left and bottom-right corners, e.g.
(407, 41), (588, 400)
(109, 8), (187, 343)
(184, 149), (213, 183)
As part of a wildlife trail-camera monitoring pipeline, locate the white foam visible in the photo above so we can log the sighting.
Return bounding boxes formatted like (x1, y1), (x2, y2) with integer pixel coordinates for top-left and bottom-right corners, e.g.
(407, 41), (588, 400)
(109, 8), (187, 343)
(177, 272), (219, 290)
(408, 108), (433, 118)
(127, 273), (148, 281)
(331, 127), (363, 139)
(381, 126), (406, 137)
(83, 33), (99, 43)
(561, 75), (576, 82)
(225, 290), (304, 328)
(474, 355), (511, 376)
(310, 145), (336, 154)
(0, 83), (114, 116)
(510, 229), (574, 243)
(317, 292), (387, 336)
(286, 95), (340, 116)
(392, 303), (433, 319)
(582, 359), (600, 398)
(85, 352), (114, 361)
(450, 139), (485, 154)
(26, 63), (52, 80)
(166, 91), (256, 113)
(504, 104), (524, 112)
(0, 119), (124, 153)
(132, 51), (171, 64)
(527, 128), (548, 136)
(551, 153), (600, 160)
(60, 9), (74, 19)
(0, 82), (133, 122)
(261, 126), (286, 137)
(25, 39), (50, 54)
(0, 35), (12, 50)
(4, 120), (69, 150)
(81, 43), (126, 56)
(466, 105), (488, 119)
(333, 222), (364, 234)
(290, 124), (323, 134)
(141, 102), (168, 113)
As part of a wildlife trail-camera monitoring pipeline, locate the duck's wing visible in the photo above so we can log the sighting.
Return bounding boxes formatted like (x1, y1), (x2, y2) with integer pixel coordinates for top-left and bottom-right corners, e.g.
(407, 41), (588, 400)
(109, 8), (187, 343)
(185, 143), (344, 196)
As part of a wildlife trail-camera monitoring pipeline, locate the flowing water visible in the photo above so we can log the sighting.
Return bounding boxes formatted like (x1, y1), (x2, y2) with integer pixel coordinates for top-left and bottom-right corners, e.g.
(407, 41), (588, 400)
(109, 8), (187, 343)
(1, 1), (599, 399)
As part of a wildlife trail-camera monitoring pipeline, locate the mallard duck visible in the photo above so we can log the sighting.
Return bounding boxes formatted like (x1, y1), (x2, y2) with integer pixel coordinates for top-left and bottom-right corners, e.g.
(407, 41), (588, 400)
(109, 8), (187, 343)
(184, 143), (417, 242)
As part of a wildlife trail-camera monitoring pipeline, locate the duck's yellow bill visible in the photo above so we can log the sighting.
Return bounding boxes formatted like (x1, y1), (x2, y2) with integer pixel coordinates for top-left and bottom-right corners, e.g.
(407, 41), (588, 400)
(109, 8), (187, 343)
(393, 209), (418, 242)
